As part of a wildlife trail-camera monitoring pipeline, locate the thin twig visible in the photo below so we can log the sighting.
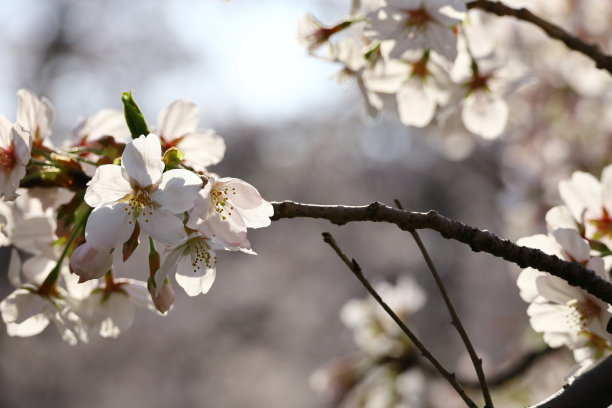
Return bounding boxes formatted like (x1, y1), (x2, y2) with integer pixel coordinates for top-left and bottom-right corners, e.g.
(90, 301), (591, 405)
(271, 201), (612, 305)
(461, 347), (556, 388)
(467, 0), (612, 75)
(393, 199), (493, 408)
(322, 232), (479, 408)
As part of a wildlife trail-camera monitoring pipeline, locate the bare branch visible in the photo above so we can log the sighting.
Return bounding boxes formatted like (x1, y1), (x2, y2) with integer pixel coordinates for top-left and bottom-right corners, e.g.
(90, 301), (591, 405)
(271, 201), (612, 305)
(529, 355), (612, 408)
(461, 347), (557, 388)
(322, 232), (480, 408)
(466, 0), (612, 75)
(394, 198), (493, 408)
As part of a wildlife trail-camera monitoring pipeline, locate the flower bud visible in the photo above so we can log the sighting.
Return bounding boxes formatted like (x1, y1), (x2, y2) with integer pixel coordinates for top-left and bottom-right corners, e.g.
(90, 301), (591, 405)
(149, 281), (175, 315)
(69, 242), (113, 283)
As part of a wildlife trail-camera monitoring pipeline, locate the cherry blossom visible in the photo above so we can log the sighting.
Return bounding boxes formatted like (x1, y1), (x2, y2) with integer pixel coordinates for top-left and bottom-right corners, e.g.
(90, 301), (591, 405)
(84, 133), (202, 250)
(0, 116), (31, 200)
(187, 175), (273, 249)
(517, 229), (612, 362)
(364, 0), (465, 61)
(16, 88), (54, 148)
(155, 100), (226, 172)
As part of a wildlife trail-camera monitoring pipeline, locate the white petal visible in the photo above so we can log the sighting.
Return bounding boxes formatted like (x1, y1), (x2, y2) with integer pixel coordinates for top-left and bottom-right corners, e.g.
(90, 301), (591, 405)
(1, 289), (48, 325)
(157, 99), (198, 140)
(601, 165), (612, 214)
(151, 169), (202, 213)
(223, 178), (274, 228)
(528, 303), (572, 333)
(178, 130), (226, 171)
(545, 205), (577, 232)
(517, 267), (546, 303)
(138, 208), (187, 245)
(552, 228), (590, 262)
(6, 313), (50, 337)
(85, 203), (134, 251)
(12, 123), (32, 165)
(98, 294), (135, 338)
(517, 234), (562, 257)
(396, 81), (437, 127)
(156, 246), (183, 296)
(7, 249), (21, 288)
(175, 249), (216, 296)
(462, 90), (508, 139)
(559, 171), (602, 222)
(121, 134), (165, 187)
(84, 164), (132, 207)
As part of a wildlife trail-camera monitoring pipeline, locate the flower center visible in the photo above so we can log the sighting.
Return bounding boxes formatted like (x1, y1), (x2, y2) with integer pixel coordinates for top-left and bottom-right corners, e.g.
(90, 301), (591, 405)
(567, 298), (602, 331)
(0, 145), (17, 170)
(589, 207), (612, 241)
(188, 237), (217, 272)
(211, 183), (237, 220)
(403, 8), (432, 31)
(125, 188), (153, 224)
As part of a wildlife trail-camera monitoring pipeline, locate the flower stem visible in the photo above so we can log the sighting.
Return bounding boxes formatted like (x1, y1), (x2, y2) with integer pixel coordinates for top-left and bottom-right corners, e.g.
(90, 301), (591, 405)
(38, 205), (93, 295)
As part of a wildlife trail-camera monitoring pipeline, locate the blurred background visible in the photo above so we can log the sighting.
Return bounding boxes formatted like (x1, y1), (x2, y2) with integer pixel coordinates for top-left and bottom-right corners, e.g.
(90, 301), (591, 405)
(0, 0), (590, 407)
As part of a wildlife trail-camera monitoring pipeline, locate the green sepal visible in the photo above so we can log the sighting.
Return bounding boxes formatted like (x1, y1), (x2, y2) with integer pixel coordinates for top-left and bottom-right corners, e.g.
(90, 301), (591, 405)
(122, 91), (150, 139)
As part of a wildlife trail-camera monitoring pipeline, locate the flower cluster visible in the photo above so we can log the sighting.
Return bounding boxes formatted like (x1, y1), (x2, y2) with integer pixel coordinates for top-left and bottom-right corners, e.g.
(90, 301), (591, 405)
(298, 0), (524, 139)
(311, 277), (432, 407)
(517, 166), (612, 371)
(0, 89), (273, 343)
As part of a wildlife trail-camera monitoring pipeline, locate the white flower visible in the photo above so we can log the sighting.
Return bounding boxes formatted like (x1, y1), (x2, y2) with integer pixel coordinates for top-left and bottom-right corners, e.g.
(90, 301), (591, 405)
(187, 176), (273, 248)
(0, 249), (87, 345)
(365, 0), (465, 61)
(155, 100), (226, 172)
(156, 232), (219, 297)
(517, 229), (612, 361)
(340, 277), (426, 358)
(16, 88), (54, 148)
(84, 133), (202, 250)
(559, 165), (612, 250)
(0, 115), (31, 200)
(73, 108), (131, 145)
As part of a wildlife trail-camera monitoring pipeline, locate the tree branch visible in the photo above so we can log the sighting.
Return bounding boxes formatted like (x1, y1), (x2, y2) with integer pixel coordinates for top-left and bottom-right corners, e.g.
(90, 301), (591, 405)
(322, 232), (479, 408)
(529, 355), (612, 408)
(394, 199), (493, 407)
(466, 0), (612, 75)
(271, 201), (612, 305)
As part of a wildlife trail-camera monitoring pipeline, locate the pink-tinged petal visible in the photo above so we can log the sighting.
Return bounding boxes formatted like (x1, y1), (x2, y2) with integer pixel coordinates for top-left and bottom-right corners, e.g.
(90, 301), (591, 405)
(601, 165), (612, 213)
(517, 267), (546, 303)
(7, 249), (21, 288)
(155, 246), (182, 295)
(85, 164), (132, 207)
(138, 208), (186, 245)
(178, 130), (226, 170)
(175, 250), (216, 296)
(545, 205), (577, 232)
(517, 234), (562, 257)
(16, 88), (55, 141)
(527, 303), (571, 332)
(157, 99), (198, 140)
(121, 133), (164, 187)
(535, 274), (580, 305)
(0, 115), (13, 147)
(559, 171), (602, 222)
(552, 228), (590, 262)
(12, 123), (31, 165)
(201, 211), (248, 248)
(151, 169), (202, 213)
(150, 282), (175, 314)
(69, 242), (113, 282)
(76, 109), (131, 144)
(462, 91), (508, 139)
(85, 203), (134, 251)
